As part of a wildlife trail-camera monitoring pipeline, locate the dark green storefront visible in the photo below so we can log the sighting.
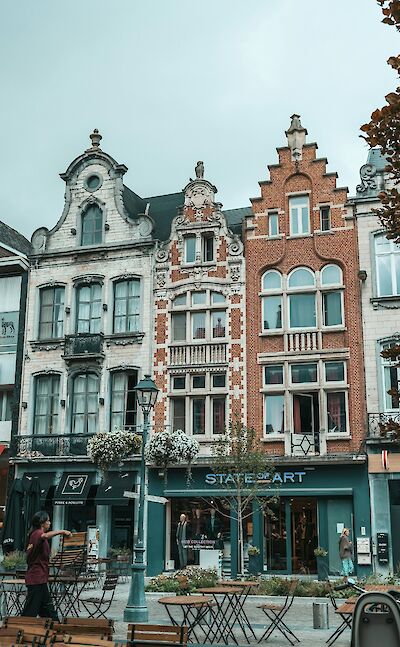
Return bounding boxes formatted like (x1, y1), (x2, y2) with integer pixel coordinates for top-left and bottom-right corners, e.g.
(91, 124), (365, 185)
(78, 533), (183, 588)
(147, 461), (371, 578)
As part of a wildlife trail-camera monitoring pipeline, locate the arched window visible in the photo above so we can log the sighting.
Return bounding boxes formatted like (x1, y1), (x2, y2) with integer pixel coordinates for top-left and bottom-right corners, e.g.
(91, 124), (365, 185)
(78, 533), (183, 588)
(71, 372), (99, 434)
(33, 374), (60, 435)
(375, 233), (400, 297)
(261, 271), (282, 331)
(81, 205), (103, 246)
(287, 268), (316, 328)
(321, 264), (343, 327)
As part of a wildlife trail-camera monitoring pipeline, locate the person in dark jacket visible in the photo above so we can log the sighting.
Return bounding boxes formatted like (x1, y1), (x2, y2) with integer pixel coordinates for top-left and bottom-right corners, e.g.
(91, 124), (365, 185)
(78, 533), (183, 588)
(339, 528), (354, 582)
(21, 511), (71, 620)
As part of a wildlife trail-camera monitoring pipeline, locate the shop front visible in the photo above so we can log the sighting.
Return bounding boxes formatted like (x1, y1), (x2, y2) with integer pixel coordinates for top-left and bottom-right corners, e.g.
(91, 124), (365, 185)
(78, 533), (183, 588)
(147, 461), (372, 578)
(14, 465), (138, 556)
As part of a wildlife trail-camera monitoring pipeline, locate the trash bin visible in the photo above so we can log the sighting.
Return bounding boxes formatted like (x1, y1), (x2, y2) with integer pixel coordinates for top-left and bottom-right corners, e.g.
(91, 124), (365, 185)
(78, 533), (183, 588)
(313, 601), (329, 629)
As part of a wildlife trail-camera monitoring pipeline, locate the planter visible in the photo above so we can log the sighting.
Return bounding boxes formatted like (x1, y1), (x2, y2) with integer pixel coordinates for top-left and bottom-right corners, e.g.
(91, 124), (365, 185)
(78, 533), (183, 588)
(248, 554), (262, 575)
(316, 555), (329, 581)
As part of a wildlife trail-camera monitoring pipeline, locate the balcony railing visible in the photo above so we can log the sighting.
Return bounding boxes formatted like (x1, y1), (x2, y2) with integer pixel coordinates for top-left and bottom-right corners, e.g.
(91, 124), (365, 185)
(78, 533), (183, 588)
(368, 412), (400, 440)
(64, 333), (104, 360)
(13, 433), (96, 458)
(286, 332), (319, 353)
(290, 432), (320, 456)
(169, 343), (227, 367)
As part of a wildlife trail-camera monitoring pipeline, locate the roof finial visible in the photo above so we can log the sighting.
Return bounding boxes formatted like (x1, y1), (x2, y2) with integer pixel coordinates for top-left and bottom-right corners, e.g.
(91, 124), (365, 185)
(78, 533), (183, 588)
(285, 114), (307, 162)
(89, 128), (102, 149)
(195, 161), (204, 179)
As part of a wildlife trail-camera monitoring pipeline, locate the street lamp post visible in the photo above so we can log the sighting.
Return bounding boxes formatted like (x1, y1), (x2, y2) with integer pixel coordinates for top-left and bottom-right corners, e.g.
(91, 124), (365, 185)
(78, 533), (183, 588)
(124, 374), (159, 623)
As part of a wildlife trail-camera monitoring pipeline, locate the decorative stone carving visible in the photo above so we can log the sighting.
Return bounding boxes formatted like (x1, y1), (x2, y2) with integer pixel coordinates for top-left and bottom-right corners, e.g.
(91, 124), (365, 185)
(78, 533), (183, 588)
(356, 164), (377, 193)
(228, 237), (244, 257)
(137, 215), (153, 238)
(155, 246), (169, 263)
(184, 181), (215, 209)
(175, 214), (190, 227)
(156, 271), (167, 288)
(230, 265), (241, 282)
(188, 265), (207, 289)
(31, 228), (48, 254)
(72, 274), (105, 286)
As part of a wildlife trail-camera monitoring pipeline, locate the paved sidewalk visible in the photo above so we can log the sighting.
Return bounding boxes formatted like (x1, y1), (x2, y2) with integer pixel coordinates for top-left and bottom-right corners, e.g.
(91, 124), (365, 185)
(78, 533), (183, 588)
(97, 582), (351, 646)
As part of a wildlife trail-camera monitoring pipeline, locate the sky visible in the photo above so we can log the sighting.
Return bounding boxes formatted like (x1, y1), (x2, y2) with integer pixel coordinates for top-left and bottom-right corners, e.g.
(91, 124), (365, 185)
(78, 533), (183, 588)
(0, 0), (398, 240)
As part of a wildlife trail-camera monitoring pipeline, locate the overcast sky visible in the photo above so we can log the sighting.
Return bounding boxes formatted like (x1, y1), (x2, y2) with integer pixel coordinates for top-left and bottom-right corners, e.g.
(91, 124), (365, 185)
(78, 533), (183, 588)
(0, 1), (397, 240)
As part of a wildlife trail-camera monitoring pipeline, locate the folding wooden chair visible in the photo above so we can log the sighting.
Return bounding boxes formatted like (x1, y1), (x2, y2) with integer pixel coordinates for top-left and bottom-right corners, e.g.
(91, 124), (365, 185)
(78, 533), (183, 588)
(326, 580), (353, 646)
(257, 579), (300, 645)
(61, 618), (113, 640)
(4, 616), (53, 628)
(80, 575), (118, 619)
(127, 624), (188, 646)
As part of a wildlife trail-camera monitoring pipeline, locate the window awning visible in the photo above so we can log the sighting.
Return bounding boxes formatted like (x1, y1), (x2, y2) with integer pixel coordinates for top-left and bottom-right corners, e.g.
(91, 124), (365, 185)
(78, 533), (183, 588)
(54, 472), (94, 506)
(95, 473), (136, 506)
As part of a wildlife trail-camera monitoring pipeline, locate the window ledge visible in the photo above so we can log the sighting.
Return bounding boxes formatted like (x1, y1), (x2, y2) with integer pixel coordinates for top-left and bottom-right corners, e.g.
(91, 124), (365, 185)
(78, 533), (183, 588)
(259, 331), (283, 337)
(371, 296), (400, 303)
(105, 331), (145, 342)
(181, 261), (217, 269)
(322, 326), (347, 333)
(286, 234), (313, 240)
(267, 235), (284, 241)
(261, 435), (284, 442)
(315, 230), (334, 236)
(327, 434), (351, 440)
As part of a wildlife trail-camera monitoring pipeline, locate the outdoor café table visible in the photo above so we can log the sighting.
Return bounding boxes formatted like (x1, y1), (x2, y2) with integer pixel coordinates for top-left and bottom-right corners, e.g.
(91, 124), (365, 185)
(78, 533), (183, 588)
(0, 578), (26, 616)
(196, 586), (243, 644)
(49, 573), (95, 617)
(218, 580), (259, 642)
(159, 595), (214, 643)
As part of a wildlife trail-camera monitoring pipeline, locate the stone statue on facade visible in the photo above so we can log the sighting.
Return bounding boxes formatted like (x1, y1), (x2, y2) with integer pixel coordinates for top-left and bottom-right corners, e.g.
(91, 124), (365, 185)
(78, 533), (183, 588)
(195, 161), (204, 179)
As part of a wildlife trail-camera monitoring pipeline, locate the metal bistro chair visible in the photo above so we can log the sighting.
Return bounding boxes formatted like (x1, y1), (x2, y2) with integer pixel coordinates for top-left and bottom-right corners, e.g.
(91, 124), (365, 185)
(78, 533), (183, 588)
(80, 574), (118, 619)
(257, 579), (300, 645)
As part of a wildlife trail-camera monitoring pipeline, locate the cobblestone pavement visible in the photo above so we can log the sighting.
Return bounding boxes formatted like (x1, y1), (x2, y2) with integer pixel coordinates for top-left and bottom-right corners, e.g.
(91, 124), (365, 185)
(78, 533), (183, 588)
(87, 581), (351, 646)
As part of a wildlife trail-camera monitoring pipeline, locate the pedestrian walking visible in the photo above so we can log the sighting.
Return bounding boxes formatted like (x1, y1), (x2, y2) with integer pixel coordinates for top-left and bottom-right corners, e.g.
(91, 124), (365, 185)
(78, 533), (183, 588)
(339, 527), (354, 582)
(21, 511), (71, 620)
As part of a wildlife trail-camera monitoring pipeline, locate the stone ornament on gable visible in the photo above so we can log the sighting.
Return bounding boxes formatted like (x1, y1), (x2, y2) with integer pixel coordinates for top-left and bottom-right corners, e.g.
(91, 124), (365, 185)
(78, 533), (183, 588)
(155, 246), (169, 263)
(185, 183), (214, 209)
(195, 161), (204, 179)
(228, 237), (244, 257)
(31, 228), (48, 254)
(136, 216), (153, 238)
(156, 272), (167, 288)
(356, 164), (377, 193)
(230, 265), (241, 282)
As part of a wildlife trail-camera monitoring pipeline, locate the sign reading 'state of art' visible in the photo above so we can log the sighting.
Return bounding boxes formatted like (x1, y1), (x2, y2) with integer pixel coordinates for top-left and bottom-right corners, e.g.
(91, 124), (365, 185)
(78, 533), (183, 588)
(0, 311), (18, 349)
(205, 471), (307, 485)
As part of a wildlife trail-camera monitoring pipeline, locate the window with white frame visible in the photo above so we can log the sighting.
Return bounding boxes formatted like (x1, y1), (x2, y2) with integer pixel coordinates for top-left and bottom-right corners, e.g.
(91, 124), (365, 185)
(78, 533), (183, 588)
(289, 195), (310, 236)
(184, 233), (215, 264)
(261, 265), (344, 332)
(113, 279), (140, 333)
(33, 375), (60, 434)
(110, 370), (138, 431)
(381, 341), (400, 410)
(171, 290), (226, 342)
(38, 286), (65, 339)
(76, 283), (102, 334)
(262, 360), (348, 437)
(0, 390), (12, 422)
(375, 233), (400, 297)
(320, 206), (331, 232)
(268, 212), (279, 237)
(81, 205), (103, 246)
(171, 372), (226, 436)
(71, 372), (99, 434)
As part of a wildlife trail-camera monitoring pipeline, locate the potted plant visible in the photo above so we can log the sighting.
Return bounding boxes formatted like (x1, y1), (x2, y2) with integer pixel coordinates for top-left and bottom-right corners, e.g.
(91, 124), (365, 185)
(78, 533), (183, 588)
(247, 545), (261, 575)
(2, 550), (26, 573)
(314, 547), (328, 581)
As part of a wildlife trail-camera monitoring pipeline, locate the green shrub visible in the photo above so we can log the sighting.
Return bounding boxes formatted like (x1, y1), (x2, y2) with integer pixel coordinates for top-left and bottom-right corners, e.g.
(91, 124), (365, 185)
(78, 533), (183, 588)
(2, 550), (26, 570)
(146, 567), (218, 593)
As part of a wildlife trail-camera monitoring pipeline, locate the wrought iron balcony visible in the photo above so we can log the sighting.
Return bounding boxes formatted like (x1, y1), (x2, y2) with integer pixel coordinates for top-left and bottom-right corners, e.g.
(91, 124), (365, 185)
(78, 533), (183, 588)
(169, 342), (227, 367)
(290, 432), (320, 456)
(368, 412), (400, 440)
(63, 333), (104, 360)
(12, 433), (96, 458)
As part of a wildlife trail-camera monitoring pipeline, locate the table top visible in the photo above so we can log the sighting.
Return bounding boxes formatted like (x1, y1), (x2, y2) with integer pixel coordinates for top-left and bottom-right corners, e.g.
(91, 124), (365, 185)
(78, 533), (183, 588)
(197, 586), (242, 594)
(218, 580), (258, 588)
(1, 578), (25, 585)
(159, 595), (213, 606)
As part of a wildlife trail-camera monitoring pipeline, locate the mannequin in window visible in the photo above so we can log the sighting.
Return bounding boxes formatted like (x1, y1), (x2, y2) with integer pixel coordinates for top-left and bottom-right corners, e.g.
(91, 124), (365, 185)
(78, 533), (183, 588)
(205, 509), (223, 548)
(192, 508), (203, 539)
(176, 513), (190, 569)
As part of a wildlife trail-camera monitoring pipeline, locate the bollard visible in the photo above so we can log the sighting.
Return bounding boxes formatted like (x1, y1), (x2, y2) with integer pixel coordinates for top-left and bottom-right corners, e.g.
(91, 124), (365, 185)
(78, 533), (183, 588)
(313, 601), (329, 629)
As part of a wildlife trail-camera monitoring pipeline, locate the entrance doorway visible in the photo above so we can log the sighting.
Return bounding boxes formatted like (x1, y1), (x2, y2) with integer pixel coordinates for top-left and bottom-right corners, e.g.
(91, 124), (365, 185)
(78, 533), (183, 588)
(291, 498), (318, 573)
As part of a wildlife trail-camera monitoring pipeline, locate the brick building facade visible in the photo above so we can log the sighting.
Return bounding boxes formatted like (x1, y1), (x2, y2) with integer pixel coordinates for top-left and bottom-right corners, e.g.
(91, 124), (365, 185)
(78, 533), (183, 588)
(243, 116), (371, 576)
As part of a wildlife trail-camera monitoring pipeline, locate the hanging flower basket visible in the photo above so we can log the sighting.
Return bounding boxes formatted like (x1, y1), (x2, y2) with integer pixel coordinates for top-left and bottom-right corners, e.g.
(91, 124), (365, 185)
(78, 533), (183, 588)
(88, 429), (141, 472)
(145, 429), (199, 481)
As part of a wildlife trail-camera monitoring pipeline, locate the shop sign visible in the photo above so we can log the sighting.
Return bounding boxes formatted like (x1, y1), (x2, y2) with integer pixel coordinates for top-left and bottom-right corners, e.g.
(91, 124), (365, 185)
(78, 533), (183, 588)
(205, 470), (306, 485)
(0, 311), (18, 349)
(62, 474), (88, 496)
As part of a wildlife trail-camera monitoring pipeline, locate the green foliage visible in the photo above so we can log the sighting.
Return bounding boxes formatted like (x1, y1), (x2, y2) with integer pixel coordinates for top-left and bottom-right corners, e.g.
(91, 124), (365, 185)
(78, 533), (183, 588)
(2, 550), (26, 570)
(248, 545), (261, 556)
(146, 567), (219, 592)
(107, 546), (131, 559)
(314, 547), (328, 557)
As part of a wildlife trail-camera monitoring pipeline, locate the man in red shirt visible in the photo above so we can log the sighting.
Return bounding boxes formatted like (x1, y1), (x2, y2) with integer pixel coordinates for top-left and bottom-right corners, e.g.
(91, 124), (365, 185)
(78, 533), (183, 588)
(22, 511), (71, 620)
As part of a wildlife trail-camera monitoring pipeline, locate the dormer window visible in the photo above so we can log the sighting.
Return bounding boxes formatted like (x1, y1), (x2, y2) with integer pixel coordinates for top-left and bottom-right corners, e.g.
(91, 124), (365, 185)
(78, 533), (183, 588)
(184, 236), (196, 263)
(183, 233), (215, 264)
(289, 195), (310, 236)
(81, 205), (103, 246)
(202, 234), (214, 262)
